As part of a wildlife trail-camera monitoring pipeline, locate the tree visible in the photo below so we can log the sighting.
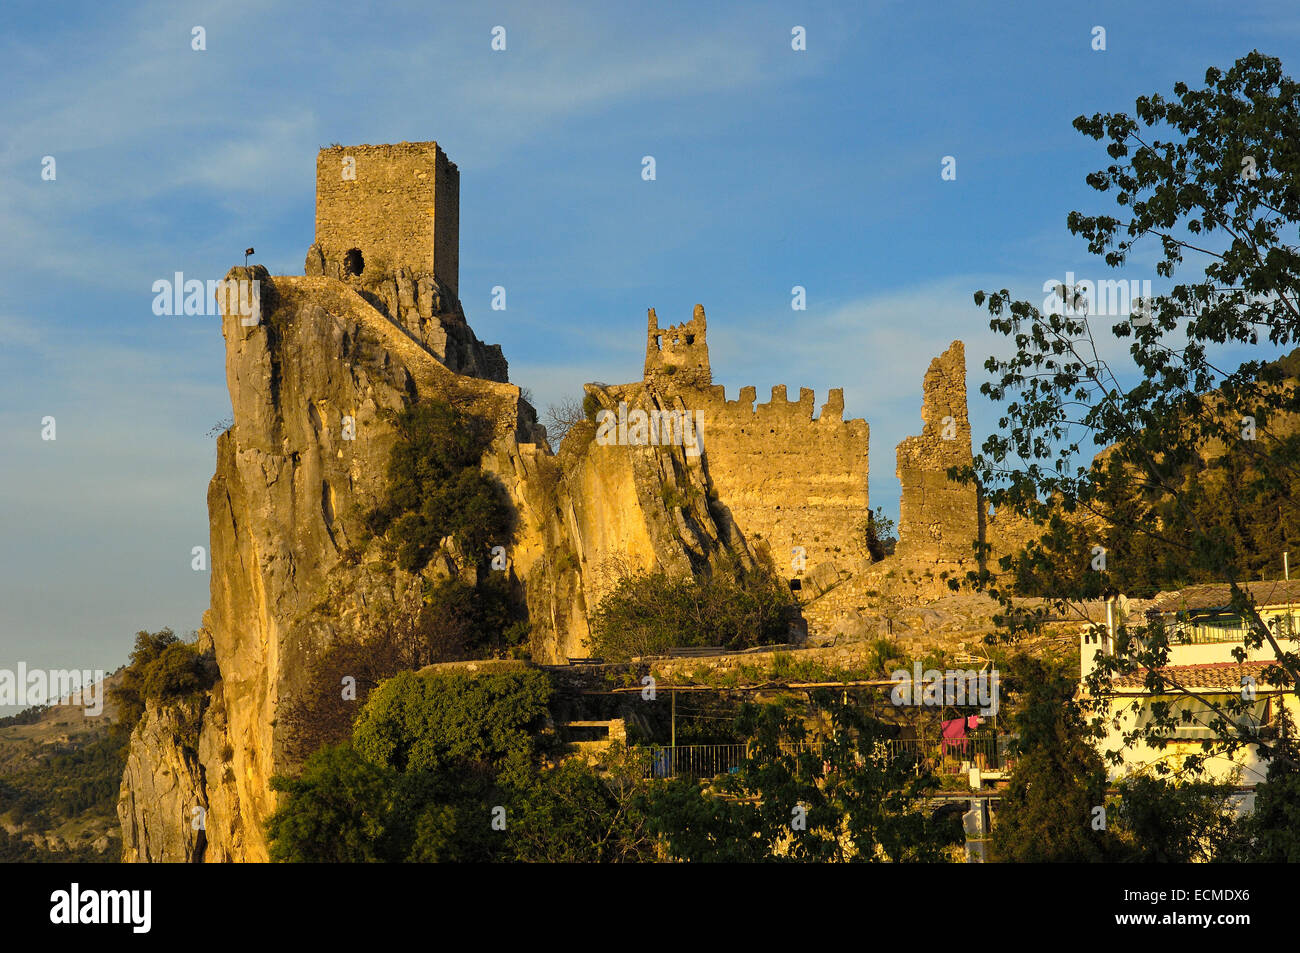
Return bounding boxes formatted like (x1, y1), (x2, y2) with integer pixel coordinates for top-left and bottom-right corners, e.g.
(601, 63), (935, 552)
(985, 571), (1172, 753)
(365, 398), (512, 574)
(1111, 775), (1245, 862)
(862, 506), (897, 562)
(270, 668), (553, 862)
(352, 669), (551, 778)
(108, 628), (214, 743)
(266, 744), (399, 862)
(508, 746), (659, 862)
(1235, 757), (1300, 860)
(970, 52), (1300, 770)
(646, 694), (961, 862)
(544, 395), (587, 450)
(991, 657), (1117, 862)
(588, 557), (795, 662)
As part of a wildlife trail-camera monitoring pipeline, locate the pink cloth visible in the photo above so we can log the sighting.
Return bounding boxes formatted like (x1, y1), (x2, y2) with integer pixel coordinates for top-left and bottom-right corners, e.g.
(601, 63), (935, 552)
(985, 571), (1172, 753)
(941, 718), (969, 752)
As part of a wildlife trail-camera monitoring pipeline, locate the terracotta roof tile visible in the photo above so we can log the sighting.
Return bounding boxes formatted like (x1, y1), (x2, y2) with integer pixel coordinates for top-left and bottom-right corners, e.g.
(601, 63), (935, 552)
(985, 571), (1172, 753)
(1110, 660), (1280, 691)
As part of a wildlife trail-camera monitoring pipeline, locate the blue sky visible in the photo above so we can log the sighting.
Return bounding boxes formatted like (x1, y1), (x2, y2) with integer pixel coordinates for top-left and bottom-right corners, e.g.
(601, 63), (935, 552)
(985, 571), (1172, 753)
(2, 0), (1298, 682)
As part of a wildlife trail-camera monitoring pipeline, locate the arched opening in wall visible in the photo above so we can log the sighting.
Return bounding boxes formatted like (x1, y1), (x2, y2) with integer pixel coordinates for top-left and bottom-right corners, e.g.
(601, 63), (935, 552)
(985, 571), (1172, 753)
(788, 578), (802, 591)
(343, 248), (365, 277)
(685, 334), (694, 344)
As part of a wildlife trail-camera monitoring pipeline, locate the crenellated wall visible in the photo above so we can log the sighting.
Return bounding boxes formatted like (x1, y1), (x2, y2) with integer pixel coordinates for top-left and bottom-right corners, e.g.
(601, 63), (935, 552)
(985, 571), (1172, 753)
(670, 380), (869, 576)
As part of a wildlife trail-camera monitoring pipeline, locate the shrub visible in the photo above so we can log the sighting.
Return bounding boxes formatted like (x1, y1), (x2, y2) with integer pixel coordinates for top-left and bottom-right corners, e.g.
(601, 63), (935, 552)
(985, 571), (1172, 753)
(108, 628), (215, 741)
(589, 558), (795, 661)
(352, 668), (552, 776)
(365, 399), (511, 573)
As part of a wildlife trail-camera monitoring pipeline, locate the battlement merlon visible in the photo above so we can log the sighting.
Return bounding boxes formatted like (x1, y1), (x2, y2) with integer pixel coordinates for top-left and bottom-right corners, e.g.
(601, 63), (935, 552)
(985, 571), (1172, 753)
(310, 141), (460, 297)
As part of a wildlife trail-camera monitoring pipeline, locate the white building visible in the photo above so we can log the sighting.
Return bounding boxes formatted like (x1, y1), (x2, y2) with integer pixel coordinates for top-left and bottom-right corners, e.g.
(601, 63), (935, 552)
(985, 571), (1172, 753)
(1079, 581), (1300, 785)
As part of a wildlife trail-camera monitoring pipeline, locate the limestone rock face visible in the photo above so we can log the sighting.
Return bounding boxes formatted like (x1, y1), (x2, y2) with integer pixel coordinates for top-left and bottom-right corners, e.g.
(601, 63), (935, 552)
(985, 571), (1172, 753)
(120, 268), (750, 861)
(117, 697), (208, 863)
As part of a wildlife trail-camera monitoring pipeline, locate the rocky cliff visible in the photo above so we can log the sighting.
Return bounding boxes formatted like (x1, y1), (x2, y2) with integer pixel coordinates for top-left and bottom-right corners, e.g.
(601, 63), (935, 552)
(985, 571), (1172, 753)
(118, 267), (752, 861)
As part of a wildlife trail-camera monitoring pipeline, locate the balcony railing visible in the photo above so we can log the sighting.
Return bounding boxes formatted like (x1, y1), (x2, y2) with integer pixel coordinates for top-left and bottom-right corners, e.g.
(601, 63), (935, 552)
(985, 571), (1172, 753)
(639, 736), (1012, 780)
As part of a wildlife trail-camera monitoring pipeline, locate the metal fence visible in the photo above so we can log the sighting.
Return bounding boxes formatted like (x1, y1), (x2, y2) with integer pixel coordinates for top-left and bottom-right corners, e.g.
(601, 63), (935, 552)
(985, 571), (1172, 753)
(640, 736), (1011, 780)
(1172, 623), (1251, 645)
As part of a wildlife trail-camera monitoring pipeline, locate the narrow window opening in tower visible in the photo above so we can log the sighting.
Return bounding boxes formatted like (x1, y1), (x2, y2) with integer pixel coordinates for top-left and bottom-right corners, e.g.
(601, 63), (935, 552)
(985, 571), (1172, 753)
(343, 248), (365, 276)
(655, 335), (662, 350)
(685, 334), (695, 344)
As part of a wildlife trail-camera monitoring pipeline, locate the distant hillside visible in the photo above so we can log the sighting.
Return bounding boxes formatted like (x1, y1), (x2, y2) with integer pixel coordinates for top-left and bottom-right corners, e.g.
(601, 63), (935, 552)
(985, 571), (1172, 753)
(1009, 346), (1300, 599)
(0, 672), (123, 862)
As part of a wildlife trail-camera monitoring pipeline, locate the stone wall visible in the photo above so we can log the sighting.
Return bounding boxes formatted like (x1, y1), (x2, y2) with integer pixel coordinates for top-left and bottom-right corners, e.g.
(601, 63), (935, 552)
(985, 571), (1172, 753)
(693, 383), (869, 577)
(597, 352), (871, 581)
(895, 341), (981, 565)
(645, 305), (711, 389)
(313, 141), (459, 296)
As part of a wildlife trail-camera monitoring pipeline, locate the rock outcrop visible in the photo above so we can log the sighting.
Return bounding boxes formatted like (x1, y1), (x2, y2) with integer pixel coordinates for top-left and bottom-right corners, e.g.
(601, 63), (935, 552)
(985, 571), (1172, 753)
(120, 264), (751, 861)
(118, 144), (1029, 864)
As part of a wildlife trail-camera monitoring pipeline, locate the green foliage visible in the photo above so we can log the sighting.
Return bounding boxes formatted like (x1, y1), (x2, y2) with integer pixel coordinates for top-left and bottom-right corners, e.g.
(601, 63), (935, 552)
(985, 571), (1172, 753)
(270, 667), (555, 862)
(267, 743), (510, 863)
(0, 705), (50, 728)
(862, 506), (897, 562)
(507, 746), (658, 862)
(991, 656), (1117, 861)
(143, 642), (213, 701)
(365, 399), (511, 573)
(352, 669), (551, 776)
(1111, 775), (1245, 862)
(1236, 758), (1300, 861)
(0, 732), (125, 827)
(581, 393), (601, 422)
(968, 52), (1300, 766)
(108, 628), (214, 742)
(589, 559), (795, 662)
(266, 744), (398, 863)
(646, 695), (961, 862)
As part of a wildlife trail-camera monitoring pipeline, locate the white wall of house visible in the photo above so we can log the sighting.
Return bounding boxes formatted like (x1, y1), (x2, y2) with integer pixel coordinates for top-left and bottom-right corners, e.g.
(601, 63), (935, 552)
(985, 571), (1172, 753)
(1079, 622), (1299, 784)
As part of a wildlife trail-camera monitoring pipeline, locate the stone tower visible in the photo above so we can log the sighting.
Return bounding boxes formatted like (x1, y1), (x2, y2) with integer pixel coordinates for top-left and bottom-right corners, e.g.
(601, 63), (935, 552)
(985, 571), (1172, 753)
(895, 340), (980, 563)
(307, 141), (459, 297)
(645, 304), (711, 389)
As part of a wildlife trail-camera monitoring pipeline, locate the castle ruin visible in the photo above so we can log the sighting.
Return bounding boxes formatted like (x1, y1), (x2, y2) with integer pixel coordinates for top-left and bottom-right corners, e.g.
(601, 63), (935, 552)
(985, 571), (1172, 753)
(895, 341), (981, 566)
(307, 141), (459, 296)
(119, 139), (1022, 864)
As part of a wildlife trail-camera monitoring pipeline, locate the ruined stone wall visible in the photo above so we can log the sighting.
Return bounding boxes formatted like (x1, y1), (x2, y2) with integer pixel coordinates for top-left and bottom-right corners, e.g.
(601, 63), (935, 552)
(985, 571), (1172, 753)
(645, 305), (711, 389)
(314, 142), (459, 296)
(895, 341), (981, 565)
(683, 382), (870, 577)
